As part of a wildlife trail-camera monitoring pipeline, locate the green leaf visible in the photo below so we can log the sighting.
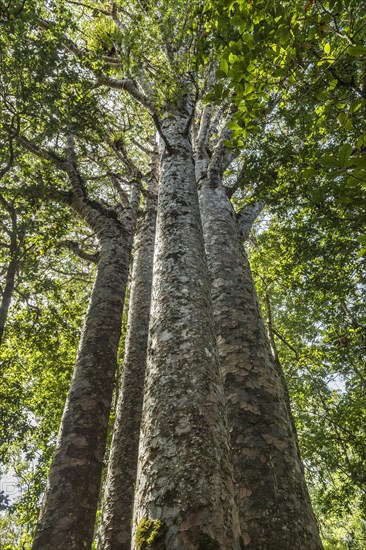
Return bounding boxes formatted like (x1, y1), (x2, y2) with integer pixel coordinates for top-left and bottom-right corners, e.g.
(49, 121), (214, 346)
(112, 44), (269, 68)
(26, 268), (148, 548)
(350, 99), (363, 113)
(214, 82), (223, 98)
(244, 82), (254, 95)
(219, 58), (229, 75)
(215, 69), (227, 79)
(316, 90), (329, 100)
(344, 119), (353, 131)
(352, 156), (366, 168)
(227, 120), (240, 131)
(324, 43), (331, 55)
(338, 112), (347, 125)
(302, 167), (317, 178)
(347, 45), (366, 57)
(356, 134), (366, 149)
(338, 144), (353, 167)
(320, 156), (339, 168)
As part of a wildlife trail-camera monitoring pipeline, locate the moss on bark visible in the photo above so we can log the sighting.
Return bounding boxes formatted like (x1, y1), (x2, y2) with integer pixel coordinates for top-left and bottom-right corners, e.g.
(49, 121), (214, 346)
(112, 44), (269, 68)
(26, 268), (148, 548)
(135, 517), (164, 549)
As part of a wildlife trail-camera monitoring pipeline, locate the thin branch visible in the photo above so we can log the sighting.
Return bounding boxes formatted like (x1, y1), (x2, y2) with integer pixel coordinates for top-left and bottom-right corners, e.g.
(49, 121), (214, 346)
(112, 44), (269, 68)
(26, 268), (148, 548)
(58, 240), (99, 264)
(130, 137), (153, 155)
(307, 38), (366, 99)
(152, 114), (173, 154)
(108, 139), (142, 179)
(0, 192), (17, 251)
(37, 17), (122, 67)
(110, 174), (131, 207)
(272, 327), (300, 360)
(64, 0), (110, 16)
(315, 1), (355, 45)
(95, 75), (155, 111)
(17, 136), (67, 169)
(0, 116), (19, 179)
(195, 104), (213, 155)
(236, 200), (265, 241)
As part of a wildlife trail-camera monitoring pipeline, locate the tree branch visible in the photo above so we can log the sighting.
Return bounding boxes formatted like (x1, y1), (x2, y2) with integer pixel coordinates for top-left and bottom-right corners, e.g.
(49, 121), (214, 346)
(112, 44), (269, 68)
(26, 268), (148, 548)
(195, 104), (213, 155)
(64, 0), (111, 16)
(58, 240), (99, 264)
(310, 45), (365, 98)
(17, 136), (67, 169)
(66, 133), (87, 199)
(108, 138), (143, 178)
(110, 174), (131, 207)
(95, 75), (155, 111)
(236, 200), (265, 241)
(130, 137), (153, 155)
(206, 125), (233, 188)
(0, 116), (19, 179)
(37, 17), (122, 67)
(272, 326), (300, 361)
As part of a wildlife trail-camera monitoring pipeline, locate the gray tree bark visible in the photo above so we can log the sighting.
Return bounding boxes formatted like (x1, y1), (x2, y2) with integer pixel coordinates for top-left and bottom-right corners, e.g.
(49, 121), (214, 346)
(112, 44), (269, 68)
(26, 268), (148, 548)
(0, 193), (20, 346)
(132, 100), (241, 550)
(98, 153), (158, 550)
(0, 254), (17, 346)
(32, 184), (140, 550)
(198, 177), (323, 549)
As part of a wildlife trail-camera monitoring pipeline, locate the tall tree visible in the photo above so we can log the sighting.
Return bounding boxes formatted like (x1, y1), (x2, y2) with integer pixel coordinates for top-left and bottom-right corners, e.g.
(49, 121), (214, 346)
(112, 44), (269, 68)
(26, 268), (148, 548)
(4, 0), (363, 547)
(0, 116), (19, 344)
(16, 133), (142, 549)
(131, 92), (241, 549)
(0, 191), (21, 345)
(39, 1), (244, 546)
(194, 107), (323, 548)
(99, 144), (158, 550)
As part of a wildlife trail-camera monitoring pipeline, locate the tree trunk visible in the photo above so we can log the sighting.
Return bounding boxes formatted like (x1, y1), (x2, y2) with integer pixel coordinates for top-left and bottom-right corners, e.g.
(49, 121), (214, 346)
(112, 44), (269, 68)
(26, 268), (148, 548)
(132, 103), (241, 550)
(98, 174), (158, 550)
(0, 194), (19, 346)
(199, 182), (323, 550)
(32, 210), (137, 550)
(0, 255), (17, 346)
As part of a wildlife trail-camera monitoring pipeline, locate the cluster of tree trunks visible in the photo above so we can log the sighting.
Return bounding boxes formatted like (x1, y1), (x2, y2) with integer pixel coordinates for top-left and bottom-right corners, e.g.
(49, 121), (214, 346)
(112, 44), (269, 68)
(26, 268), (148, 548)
(29, 98), (323, 550)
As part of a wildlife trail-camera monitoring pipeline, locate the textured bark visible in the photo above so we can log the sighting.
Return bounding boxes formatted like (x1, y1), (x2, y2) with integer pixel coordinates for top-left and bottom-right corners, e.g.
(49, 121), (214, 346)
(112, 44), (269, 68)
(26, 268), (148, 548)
(0, 194), (19, 346)
(236, 201), (265, 242)
(98, 168), (158, 550)
(32, 201), (138, 550)
(132, 103), (241, 550)
(199, 183), (323, 550)
(0, 255), (17, 346)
